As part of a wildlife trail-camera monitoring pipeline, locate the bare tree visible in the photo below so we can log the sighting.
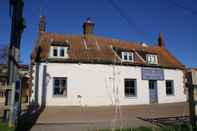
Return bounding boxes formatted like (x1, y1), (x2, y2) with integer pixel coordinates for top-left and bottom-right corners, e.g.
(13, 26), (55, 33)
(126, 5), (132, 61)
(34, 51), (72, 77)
(0, 45), (8, 64)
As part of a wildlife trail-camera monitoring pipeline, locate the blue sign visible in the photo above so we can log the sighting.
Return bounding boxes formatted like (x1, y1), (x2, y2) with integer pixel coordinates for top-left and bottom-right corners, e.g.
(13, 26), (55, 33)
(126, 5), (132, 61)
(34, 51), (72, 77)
(141, 67), (164, 80)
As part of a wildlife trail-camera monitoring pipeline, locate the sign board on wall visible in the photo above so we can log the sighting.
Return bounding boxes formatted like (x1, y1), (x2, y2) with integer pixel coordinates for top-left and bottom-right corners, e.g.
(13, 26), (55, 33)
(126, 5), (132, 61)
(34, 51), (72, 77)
(141, 67), (164, 80)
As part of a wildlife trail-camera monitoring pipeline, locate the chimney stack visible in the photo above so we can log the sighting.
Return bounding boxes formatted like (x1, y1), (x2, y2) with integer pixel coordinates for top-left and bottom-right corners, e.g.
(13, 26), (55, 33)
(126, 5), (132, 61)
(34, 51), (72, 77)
(39, 16), (46, 32)
(83, 17), (94, 38)
(158, 32), (165, 47)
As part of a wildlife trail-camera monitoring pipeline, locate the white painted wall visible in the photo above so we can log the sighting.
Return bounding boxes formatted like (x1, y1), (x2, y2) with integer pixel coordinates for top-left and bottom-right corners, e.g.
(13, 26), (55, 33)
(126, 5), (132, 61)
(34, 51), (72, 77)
(32, 63), (186, 106)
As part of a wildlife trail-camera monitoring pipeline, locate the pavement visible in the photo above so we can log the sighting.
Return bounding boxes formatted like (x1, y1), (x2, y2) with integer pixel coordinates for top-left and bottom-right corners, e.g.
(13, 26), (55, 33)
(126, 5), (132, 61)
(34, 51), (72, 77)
(28, 102), (189, 131)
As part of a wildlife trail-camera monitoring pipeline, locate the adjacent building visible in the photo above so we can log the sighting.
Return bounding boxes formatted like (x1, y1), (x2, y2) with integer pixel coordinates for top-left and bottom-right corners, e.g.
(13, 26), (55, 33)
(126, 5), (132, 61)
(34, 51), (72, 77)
(0, 64), (30, 103)
(30, 16), (186, 106)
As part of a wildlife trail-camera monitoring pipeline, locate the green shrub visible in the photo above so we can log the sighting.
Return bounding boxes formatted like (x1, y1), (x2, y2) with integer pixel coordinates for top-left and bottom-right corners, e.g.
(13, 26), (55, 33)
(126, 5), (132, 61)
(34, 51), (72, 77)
(0, 121), (14, 131)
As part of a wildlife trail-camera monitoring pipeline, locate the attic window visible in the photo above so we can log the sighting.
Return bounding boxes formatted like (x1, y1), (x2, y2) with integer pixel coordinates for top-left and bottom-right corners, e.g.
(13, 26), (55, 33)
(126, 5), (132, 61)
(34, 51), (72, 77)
(146, 54), (158, 64)
(50, 46), (68, 58)
(121, 52), (134, 62)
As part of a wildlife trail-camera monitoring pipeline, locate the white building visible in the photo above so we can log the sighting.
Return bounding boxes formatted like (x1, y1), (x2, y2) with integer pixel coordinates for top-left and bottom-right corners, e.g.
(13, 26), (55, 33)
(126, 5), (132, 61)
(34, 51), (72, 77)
(30, 17), (186, 106)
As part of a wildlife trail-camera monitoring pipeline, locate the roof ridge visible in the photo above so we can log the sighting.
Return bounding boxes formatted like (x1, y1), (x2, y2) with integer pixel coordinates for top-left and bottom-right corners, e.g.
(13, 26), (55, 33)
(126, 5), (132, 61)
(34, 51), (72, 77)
(42, 31), (161, 49)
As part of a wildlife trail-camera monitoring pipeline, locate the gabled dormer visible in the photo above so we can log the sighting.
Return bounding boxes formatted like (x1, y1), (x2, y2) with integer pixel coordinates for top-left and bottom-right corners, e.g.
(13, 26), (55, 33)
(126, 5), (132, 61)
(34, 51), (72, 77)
(112, 47), (134, 63)
(49, 41), (69, 58)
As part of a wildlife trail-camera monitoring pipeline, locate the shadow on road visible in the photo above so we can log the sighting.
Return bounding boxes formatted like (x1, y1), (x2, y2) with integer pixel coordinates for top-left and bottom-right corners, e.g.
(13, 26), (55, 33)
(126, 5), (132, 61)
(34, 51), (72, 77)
(15, 103), (45, 131)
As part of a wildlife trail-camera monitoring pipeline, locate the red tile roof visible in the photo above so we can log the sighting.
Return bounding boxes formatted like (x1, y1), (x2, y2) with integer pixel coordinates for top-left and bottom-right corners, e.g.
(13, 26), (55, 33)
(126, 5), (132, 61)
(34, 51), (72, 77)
(31, 32), (185, 69)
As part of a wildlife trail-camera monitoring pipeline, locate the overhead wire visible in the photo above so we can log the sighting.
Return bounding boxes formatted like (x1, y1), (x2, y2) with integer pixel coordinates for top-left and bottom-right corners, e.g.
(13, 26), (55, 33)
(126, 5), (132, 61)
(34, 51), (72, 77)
(167, 0), (197, 16)
(107, 0), (149, 40)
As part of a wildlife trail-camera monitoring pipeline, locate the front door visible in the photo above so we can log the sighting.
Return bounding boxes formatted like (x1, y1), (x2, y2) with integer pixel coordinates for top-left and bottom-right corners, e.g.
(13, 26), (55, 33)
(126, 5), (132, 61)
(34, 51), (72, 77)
(149, 80), (158, 104)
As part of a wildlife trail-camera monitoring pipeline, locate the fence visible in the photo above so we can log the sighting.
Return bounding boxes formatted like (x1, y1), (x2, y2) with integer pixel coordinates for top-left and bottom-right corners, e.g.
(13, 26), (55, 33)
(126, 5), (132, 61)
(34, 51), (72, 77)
(0, 85), (6, 102)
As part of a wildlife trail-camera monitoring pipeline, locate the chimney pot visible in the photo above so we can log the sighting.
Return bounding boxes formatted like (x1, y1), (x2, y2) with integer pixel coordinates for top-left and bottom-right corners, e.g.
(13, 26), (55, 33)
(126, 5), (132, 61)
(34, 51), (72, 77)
(39, 16), (46, 32)
(83, 17), (94, 37)
(158, 32), (165, 47)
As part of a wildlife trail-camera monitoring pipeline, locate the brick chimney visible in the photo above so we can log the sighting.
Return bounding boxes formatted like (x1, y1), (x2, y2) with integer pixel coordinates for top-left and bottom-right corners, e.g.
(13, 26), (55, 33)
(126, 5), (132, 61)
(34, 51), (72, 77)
(158, 32), (165, 47)
(39, 16), (46, 32)
(83, 17), (94, 38)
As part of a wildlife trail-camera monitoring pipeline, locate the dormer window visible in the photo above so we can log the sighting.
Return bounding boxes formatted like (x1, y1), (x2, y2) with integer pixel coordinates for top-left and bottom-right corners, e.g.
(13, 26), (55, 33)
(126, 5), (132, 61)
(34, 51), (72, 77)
(121, 52), (134, 62)
(50, 46), (68, 58)
(146, 54), (158, 64)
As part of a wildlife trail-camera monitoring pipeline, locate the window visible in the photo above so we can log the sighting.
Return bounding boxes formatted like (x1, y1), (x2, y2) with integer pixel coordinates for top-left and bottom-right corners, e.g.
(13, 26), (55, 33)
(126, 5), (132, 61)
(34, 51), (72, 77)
(51, 46), (68, 58)
(121, 52), (134, 62)
(166, 80), (174, 96)
(146, 54), (158, 64)
(124, 79), (137, 97)
(53, 77), (67, 96)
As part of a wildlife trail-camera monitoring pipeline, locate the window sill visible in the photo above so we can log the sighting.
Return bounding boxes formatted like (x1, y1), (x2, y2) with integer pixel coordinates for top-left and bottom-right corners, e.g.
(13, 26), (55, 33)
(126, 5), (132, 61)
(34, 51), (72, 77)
(121, 60), (134, 63)
(147, 63), (158, 65)
(49, 56), (68, 59)
(166, 94), (175, 96)
(52, 95), (67, 98)
(125, 96), (137, 99)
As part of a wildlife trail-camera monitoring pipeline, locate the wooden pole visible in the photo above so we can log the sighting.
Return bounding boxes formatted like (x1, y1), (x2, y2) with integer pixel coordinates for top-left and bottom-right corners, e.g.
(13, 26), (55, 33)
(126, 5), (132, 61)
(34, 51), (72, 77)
(4, 0), (24, 127)
(188, 70), (197, 131)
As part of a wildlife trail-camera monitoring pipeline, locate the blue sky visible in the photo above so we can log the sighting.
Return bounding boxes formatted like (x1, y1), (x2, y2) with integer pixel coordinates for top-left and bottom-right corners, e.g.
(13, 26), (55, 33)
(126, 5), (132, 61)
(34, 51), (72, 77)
(0, 0), (196, 67)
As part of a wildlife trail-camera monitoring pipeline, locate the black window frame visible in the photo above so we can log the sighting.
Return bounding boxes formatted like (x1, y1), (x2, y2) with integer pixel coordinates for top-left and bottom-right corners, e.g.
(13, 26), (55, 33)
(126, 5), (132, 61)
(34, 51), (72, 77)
(53, 77), (67, 97)
(166, 80), (174, 96)
(124, 79), (137, 97)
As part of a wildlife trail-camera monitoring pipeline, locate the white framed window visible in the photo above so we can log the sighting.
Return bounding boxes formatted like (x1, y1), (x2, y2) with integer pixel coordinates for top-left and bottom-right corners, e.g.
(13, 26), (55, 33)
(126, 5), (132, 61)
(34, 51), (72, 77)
(50, 46), (68, 58)
(124, 79), (137, 97)
(53, 77), (67, 96)
(166, 80), (174, 96)
(146, 54), (158, 64)
(121, 52), (134, 62)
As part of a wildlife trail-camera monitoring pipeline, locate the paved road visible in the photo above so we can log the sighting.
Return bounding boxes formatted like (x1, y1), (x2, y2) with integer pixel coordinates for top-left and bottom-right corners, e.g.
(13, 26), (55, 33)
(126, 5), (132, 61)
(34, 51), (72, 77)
(28, 102), (189, 131)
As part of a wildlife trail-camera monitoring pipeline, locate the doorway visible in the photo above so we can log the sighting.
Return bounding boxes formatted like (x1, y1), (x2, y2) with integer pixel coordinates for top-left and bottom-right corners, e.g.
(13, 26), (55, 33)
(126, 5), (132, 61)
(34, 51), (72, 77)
(149, 80), (158, 104)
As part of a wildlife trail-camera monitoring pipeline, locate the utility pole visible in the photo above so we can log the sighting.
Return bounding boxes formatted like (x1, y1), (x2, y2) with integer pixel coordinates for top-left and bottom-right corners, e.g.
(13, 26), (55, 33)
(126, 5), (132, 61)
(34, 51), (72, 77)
(188, 69), (197, 131)
(4, 0), (25, 127)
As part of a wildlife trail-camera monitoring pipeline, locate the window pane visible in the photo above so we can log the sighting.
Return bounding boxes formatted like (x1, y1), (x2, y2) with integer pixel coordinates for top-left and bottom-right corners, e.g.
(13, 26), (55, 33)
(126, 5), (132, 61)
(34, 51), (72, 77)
(54, 87), (60, 95)
(128, 53), (133, 61)
(53, 48), (58, 56)
(54, 79), (59, 86)
(61, 79), (66, 88)
(131, 87), (135, 95)
(60, 48), (65, 57)
(123, 54), (127, 60)
(125, 87), (130, 96)
(125, 79), (131, 87)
